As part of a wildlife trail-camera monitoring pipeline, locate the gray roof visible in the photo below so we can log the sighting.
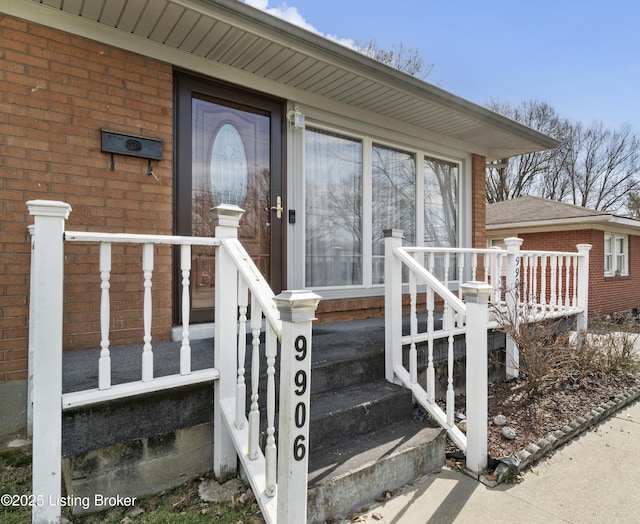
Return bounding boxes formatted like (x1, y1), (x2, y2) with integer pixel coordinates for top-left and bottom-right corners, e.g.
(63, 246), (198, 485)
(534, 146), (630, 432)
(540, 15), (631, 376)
(487, 196), (610, 227)
(486, 196), (640, 233)
(3, 0), (559, 160)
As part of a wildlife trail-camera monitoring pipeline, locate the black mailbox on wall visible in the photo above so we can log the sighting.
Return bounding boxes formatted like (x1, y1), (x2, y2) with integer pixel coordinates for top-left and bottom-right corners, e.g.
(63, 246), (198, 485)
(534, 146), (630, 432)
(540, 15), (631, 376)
(101, 130), (162, 160)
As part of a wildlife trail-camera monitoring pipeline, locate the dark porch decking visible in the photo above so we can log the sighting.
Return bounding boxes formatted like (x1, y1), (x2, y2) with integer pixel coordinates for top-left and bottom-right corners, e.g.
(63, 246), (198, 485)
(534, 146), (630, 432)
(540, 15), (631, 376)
(62, 317), (389, 394)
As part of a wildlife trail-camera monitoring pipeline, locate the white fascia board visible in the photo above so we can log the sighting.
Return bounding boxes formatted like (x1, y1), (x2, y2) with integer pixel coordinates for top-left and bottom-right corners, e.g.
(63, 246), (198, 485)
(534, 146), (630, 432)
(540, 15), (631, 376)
(488, 214), (640, 236)
(487, 214), (613, 233)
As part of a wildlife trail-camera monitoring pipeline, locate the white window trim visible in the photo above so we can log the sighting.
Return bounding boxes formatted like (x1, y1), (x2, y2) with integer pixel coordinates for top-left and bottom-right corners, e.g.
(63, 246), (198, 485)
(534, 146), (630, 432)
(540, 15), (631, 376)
(604, 232), (628, 277)
(290, 120), (469, 298)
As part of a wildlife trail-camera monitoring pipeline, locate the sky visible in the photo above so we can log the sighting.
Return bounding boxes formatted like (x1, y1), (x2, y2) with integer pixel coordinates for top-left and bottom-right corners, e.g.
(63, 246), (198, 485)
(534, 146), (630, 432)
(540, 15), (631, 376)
(242, 0), (640, 133)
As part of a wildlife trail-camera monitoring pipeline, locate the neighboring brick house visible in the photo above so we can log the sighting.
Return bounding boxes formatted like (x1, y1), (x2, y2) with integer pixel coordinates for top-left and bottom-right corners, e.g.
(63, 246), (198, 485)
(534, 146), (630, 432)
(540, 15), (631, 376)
(487, 196), (640, 319)
(0, 0), (558, 435)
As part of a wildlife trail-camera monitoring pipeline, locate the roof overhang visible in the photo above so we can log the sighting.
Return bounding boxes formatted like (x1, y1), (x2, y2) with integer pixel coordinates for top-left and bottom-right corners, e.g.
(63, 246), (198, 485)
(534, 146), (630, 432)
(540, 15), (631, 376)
(3, 0), (560, 160)
(487, 214), (640, 236)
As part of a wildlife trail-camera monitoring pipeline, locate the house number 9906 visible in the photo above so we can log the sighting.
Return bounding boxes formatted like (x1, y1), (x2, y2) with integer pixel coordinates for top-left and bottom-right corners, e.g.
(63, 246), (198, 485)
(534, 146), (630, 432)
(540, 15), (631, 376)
(293, 335), (308, 461)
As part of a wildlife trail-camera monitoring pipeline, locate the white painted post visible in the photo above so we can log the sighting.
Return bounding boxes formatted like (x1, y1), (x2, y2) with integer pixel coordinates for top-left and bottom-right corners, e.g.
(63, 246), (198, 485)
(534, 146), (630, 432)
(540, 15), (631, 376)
(461, 281), (493, 475)
(384, 229), (404, 384)
(504, 237), (523, 380)
(213, 204), (243, 481)
(27, 200), (71, 524)
(274, 290), (321, 524)
(27, 224), (35, 436)
(576, 244), (592, 333)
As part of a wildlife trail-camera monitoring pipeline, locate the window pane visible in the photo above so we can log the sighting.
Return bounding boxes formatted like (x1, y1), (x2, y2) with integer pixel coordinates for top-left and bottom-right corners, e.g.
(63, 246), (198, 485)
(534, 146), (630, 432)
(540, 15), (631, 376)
(616, 236), (626, 274)
(424, 157), (458, 247)
(372, 145), (416, 284)
(605, 254), (612, 273)
(305, 128), (363, 286)
(424, 157), (458, 279)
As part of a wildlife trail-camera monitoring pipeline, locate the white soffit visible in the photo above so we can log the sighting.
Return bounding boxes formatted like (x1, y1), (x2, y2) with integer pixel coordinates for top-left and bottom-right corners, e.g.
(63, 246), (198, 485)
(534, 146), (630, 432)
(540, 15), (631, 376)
(7, 0), (559, 160)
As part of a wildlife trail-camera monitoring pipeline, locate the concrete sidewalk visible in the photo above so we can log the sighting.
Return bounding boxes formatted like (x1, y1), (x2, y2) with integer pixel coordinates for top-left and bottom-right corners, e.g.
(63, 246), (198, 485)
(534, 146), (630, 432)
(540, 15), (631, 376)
(353, 399), (640, 524)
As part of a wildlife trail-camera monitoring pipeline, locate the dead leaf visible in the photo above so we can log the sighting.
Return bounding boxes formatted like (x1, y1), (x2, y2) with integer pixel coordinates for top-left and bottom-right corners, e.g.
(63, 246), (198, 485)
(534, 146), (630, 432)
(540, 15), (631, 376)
(125, 506), (144, 517)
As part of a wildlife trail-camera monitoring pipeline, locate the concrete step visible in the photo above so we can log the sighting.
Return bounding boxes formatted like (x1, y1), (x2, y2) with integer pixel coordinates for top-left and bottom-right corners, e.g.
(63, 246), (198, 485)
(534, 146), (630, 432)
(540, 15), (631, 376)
(307, 418), (446, 524)
(309, 345), (384, 396)
(309, 379), (413, 452)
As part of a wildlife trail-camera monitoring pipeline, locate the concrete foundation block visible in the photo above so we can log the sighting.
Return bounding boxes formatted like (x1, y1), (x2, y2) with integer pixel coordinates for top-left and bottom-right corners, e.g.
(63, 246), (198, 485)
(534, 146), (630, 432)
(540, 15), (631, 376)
(62, 422), (213, 514)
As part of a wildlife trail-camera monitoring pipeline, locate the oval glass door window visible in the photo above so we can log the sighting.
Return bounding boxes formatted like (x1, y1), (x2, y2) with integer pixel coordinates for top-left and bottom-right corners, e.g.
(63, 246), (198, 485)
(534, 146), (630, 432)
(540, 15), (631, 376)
(210, 123), (248, 207)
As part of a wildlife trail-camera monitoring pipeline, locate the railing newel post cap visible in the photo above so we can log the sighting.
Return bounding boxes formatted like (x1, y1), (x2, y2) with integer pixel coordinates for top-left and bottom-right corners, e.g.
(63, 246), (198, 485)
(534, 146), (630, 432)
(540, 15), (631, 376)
(274, 290), (321, 322)
(383, 229), (404, 239)
(26, 199), (72, 218)
(461, 281), (493, 303)
(211, 204), (245, 228)
(577, 243), (592, 252)
(503, 237), (524, 249)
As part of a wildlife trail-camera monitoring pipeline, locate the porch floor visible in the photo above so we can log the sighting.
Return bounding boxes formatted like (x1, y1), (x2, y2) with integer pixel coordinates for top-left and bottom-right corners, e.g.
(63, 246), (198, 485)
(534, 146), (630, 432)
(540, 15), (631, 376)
(62, 317), (387, 393)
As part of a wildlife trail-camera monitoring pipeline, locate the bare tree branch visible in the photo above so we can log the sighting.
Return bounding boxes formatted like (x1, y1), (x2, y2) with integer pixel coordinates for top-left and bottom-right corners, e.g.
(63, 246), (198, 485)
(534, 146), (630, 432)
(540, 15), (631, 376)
(486, 100), (640, 214)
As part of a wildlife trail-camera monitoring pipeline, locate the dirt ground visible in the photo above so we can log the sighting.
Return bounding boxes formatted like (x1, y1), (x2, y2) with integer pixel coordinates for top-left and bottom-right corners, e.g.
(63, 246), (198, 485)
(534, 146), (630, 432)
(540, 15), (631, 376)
(483, 370), (640, 458)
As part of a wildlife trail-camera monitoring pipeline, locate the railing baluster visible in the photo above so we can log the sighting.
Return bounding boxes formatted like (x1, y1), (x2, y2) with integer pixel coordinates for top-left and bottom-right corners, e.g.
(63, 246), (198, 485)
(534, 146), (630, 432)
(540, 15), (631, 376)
(540, 255), (547, 310)
(236, 278), (249, 430)
(99, 242), (112, 390)
(443, 252), (450, 287)
(550, 256), (558, 309)
(457, 252), (465, 293)
(180, 244), (191, 376)
(564, 256), (572, 309)
(531, 255), (538, 310)
(265, 326), (277, 497)
(428, 251), (435, 274)
(572, 255), (578, 308)
(489, 251), (500, 303)
(141, 243), (154, 382)
(248, 296), (262, 460)
(557, 255), (564, 309)
(446, 305), (455, 428)
(522, 255), (529, 305)
(473, 252), (479, 283)
(426, 288), (435, 403)
(409, 272), (417, 384)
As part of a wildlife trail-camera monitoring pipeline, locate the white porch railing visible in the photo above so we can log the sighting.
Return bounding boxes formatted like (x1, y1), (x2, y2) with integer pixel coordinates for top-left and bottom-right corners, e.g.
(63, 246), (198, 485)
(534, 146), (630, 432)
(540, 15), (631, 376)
(384, 230), (591, 474)
(27, 200), (319, 524)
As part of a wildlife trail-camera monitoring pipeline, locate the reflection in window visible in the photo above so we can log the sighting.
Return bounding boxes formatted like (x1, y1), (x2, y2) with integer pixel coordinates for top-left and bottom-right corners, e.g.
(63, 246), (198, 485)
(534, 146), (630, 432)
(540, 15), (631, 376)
(305, 129), (363, 286)
(424, 156), (458, 247)
(372, 145), (416, 284)
(424, 156), (458, 280)
(210, 123), (248, 207)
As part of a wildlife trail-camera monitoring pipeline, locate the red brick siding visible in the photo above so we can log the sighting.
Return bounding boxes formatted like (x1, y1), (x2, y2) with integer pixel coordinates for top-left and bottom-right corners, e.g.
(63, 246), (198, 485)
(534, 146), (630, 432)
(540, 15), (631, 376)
(471, 154), (487, 249)
(516, 230), (640, 318)
(0, 15), (174, 382)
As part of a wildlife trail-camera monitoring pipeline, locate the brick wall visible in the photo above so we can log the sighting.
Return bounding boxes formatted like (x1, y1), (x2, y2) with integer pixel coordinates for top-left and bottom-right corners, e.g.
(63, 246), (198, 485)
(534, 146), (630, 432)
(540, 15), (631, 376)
(517, 230), (640, 318)
(471, 154), (487, 249)
(0, 15), (174, 383)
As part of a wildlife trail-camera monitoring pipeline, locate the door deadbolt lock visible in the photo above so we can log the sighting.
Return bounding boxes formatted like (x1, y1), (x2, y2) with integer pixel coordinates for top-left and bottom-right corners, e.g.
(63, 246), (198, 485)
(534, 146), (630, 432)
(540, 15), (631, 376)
(270, 196), (283, 219)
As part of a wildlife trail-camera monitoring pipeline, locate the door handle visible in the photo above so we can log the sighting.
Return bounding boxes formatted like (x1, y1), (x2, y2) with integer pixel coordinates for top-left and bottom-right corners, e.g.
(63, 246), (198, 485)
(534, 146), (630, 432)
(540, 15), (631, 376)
(270, 196), (283, 219)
